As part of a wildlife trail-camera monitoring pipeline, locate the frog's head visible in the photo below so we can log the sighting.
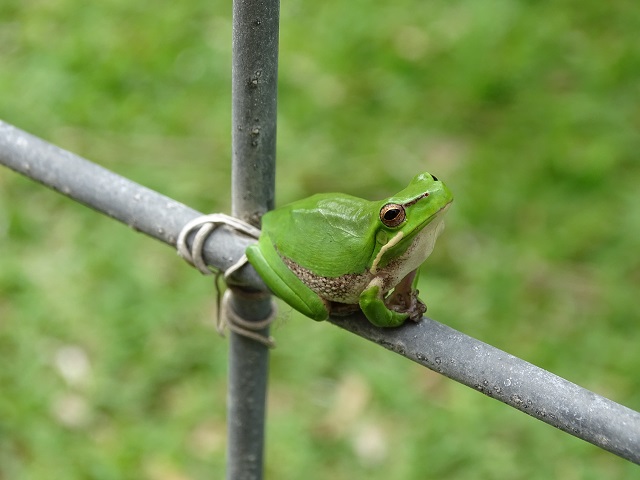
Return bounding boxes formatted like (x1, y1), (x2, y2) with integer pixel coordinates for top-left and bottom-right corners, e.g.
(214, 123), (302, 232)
(370, 172), (453, 273)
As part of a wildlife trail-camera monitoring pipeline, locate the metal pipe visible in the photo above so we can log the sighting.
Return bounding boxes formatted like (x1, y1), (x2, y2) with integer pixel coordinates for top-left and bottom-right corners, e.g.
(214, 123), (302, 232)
(226, 0), (280, 477)
(230, 0), (279, 225)
(0, 120), (264, 291)
(329, 313), (640, 465)
(2, 122), (639, 464)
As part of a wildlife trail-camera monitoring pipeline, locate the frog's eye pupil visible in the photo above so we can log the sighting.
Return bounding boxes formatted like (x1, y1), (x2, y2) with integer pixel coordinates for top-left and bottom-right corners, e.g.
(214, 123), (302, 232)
(384, 209), (400, 220)
(380, 203), (406, 227)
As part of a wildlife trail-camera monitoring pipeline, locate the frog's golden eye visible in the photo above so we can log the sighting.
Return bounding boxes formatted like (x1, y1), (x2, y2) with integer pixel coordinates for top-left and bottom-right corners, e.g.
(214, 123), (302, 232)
(380, 203), (406, 227)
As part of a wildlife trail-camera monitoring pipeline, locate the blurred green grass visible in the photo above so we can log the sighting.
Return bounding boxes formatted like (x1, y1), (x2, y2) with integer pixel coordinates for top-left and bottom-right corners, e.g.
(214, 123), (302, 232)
(1, 0), (640, 478)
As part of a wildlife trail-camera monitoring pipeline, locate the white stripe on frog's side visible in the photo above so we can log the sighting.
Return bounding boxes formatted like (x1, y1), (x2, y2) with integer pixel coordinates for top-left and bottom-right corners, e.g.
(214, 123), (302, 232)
(370, 231), (404, 275)
(368, 214), (446, 296)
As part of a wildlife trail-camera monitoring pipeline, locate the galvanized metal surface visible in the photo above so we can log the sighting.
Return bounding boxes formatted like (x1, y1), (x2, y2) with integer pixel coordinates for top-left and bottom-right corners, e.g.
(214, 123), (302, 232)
(0, 120), (264, 291)
(230, 0), (279, 227)
(225, 292), (274, 480)
(226, 0), (280, 478)
(329, 313), (640, 465)
(2, 120), (640, 465)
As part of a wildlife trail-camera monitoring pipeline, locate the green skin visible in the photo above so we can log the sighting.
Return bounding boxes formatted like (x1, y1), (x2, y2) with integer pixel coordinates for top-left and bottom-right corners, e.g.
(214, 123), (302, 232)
(246, 172), (453, 327)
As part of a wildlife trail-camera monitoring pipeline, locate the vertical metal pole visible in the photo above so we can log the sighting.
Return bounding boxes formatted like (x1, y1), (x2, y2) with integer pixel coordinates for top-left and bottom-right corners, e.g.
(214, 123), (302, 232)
(231, 0), (278, 223)
(228, 0), (279, 478)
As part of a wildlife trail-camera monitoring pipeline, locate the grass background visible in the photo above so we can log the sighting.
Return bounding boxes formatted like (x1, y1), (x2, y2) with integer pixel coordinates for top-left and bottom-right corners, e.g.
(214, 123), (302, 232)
(1, 0), (639, 478)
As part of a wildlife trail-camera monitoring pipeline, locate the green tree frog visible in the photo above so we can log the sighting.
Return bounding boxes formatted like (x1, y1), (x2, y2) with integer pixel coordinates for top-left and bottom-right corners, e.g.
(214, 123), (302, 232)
(246, 172), (453, 327)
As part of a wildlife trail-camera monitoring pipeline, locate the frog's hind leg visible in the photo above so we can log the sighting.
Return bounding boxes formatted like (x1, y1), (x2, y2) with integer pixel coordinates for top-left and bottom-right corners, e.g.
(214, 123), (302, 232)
(246, 239), (330, 322)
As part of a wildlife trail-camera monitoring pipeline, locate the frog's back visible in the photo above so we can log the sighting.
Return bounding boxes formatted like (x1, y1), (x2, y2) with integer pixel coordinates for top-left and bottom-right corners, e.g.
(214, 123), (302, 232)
(262, 193), (377, 277)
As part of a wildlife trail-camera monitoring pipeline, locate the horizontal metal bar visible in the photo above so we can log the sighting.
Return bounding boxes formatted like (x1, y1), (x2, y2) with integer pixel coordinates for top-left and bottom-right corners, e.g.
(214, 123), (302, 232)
(2, 120), (639, 464)
(329, 313), (640, 465)
(0, 120), (265, 290)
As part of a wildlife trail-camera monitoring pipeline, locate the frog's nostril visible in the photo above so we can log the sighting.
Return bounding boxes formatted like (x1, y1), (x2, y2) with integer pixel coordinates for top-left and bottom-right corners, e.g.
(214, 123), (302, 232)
(431, 174), (439, 182)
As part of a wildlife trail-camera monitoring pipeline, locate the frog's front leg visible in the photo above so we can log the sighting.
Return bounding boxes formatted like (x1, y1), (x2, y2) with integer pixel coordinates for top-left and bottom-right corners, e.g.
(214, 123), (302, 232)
(359, 278), (410, 328)
(384, 269), (426, 322)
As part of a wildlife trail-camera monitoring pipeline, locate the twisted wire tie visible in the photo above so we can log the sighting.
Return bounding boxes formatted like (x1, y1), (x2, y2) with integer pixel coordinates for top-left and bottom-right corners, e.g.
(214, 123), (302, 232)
(176, 214), (276, 348)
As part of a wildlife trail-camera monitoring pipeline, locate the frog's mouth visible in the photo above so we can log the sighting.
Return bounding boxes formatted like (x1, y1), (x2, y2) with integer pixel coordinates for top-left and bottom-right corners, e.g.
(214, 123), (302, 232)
(411, 200), (452, 233)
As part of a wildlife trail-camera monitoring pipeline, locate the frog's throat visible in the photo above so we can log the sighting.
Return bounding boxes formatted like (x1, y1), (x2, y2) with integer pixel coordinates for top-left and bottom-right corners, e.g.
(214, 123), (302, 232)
(370, 231), (404, 275)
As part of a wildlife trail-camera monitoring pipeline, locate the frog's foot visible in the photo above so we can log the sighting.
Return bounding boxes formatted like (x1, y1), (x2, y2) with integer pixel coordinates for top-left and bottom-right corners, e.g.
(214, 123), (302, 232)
(386, 290), (426, 322)
(385, 271), (426, 322)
